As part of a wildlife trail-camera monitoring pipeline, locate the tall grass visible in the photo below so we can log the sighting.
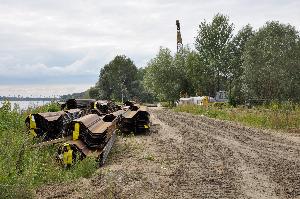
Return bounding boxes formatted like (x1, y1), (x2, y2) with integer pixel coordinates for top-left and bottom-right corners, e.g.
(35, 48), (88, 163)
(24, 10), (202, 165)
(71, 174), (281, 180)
(173, 102), (300, 131)
(0, 101), (97, 198)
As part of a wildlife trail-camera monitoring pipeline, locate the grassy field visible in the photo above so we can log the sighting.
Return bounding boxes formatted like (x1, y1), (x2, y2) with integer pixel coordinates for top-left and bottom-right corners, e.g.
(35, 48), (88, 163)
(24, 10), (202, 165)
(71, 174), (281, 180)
(173, 102), (300, 132)
(0, 101), (98, 199)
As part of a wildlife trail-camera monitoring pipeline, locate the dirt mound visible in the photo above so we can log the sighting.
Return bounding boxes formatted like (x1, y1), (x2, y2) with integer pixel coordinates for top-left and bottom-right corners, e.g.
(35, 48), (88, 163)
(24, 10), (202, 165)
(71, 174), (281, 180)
(36, 108), (300, 199)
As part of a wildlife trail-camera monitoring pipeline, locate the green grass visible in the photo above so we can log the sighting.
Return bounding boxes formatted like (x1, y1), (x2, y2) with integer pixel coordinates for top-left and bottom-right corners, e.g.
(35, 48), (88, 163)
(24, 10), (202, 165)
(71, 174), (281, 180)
(173, 103), (300, 131)
(0, 101), (98, 199)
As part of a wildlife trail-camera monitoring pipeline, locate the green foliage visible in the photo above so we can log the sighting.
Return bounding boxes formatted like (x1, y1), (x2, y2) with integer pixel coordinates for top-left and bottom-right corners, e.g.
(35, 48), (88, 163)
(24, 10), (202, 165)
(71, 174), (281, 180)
(144, 154), (155, 161)
(242, 21), (300, 101)
(25, 101), (61, 114)
(160, 101), (174, 108)
(92, 55), (154, 102)
(229, 25), (254, 104)
(0, 101), (97, 198)
(144, 15), (300, 106)
(88, 86), (100, 99)
(97, 55), (138, 100)
(174, 103), (300, 130)
(144, 47), (178, 102)
(210, 102), (231, 109)
(143, 47), (194, 102)
(194, 13), (234, 95)
(60, 91), (89, 100)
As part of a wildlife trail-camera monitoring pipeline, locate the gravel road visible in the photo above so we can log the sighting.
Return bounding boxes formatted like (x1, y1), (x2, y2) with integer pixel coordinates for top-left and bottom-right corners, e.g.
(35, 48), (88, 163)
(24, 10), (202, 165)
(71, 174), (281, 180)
(37, 108), (300, 199)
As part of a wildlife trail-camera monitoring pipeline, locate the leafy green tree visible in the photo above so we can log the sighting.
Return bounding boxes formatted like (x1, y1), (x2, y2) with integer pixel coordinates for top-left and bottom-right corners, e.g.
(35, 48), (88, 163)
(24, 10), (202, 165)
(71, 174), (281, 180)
(173, 46), (195, 97)
(96, 55), (138, 101)
(133, 68), (157, 102)
(88, 86), (100, 99)
(228, 25), (254, 105)
(242, 21), (300, 101)
(144, 47), (181, 103)
(195, 13), (234, 96)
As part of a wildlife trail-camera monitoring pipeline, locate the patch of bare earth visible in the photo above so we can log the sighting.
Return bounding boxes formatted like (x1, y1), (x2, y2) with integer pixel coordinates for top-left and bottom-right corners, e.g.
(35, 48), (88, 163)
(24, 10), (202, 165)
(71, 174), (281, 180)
(36, 108), (300, 199)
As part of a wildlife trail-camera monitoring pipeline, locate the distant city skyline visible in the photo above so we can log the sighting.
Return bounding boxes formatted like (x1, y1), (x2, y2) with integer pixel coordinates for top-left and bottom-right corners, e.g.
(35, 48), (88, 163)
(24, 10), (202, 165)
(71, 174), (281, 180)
(0, 0), (299, 96)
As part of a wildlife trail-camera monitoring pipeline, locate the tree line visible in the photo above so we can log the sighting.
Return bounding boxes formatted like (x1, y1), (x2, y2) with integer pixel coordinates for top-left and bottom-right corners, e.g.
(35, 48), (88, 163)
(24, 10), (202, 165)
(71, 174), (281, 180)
(89, 13), (300, 105)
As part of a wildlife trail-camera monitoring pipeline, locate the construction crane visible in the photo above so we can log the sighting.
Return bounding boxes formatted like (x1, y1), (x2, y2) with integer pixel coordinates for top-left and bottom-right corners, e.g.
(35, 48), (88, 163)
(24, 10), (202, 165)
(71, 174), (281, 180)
(176, 20), (183, 53)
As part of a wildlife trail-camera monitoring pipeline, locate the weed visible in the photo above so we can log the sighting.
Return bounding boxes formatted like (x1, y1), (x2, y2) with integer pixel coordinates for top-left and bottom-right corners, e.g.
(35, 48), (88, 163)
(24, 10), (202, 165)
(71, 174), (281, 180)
(144, 154), (155, 161)
(0, 101), (97, 198)
(173, 103), (300, 131)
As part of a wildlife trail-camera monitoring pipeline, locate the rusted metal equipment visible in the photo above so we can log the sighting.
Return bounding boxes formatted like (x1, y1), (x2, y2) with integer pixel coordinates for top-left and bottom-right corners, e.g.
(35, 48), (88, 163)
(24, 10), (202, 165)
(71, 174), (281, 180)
(57, 111), (123, 166)
(69, 113), (117, 147)
(25, 99), (151, 167)
(120, 103), (150, 134)
(91, 100), (121, 116)
(25, 109), (82, 141)
(65, 99), (96, 110)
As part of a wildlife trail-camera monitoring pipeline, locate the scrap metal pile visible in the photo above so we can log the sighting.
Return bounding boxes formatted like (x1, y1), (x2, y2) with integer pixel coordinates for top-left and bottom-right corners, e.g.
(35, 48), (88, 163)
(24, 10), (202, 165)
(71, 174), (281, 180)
(120, 101), (150, 133)
(25, 99), (150, 167)
(25, 109), (82, 141)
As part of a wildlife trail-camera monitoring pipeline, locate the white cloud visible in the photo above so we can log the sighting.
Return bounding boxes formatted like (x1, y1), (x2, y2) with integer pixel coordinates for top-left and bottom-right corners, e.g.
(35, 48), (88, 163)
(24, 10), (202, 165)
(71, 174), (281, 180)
(0, 0), (299, 96)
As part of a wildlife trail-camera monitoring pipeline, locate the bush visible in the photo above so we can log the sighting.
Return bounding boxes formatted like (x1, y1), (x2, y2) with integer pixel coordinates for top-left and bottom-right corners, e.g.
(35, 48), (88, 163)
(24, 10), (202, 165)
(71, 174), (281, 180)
(174, 103), (300, 131)
(0, 101), (97, 198)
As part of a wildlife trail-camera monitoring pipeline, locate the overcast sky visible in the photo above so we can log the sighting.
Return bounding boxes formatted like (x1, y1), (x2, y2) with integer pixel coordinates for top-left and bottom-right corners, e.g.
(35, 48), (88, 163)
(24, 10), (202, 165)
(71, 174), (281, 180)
(0, 0), (299, 97)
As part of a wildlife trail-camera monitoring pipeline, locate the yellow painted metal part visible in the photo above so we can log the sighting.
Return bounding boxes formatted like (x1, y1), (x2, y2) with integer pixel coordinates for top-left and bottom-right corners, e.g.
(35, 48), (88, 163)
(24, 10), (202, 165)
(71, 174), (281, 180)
(29, 129), (37, 138)
(29, 114), (36, 129)
(203, 96), (209, 107)
(144, 125), (149, 129)
(63, 143), (73, 166)
(29, 114), (37, 138)
(94, 101), (97, 109)
(73, 123), (80, 140)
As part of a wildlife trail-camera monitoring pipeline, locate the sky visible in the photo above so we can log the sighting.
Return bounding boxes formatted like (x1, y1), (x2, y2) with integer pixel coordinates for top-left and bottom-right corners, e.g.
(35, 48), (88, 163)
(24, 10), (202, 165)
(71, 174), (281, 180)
(0, 0), (299, 97)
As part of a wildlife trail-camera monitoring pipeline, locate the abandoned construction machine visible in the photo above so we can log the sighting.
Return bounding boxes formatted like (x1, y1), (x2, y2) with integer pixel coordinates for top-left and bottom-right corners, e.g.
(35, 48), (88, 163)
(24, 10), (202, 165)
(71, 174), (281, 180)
(25, 99), (151, 167)
(120, 101), (150, 134)
(64, 98), (96, 110)
(91, 100), (121, 116)
(57, 112), (122, 167)
(25, 108), (82, 141)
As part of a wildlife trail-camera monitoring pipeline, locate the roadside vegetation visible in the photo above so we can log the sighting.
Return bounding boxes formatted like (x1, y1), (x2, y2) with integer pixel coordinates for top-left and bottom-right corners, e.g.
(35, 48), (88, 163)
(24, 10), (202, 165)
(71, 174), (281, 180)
(0, 101), (98, 199)
(87, 13), (300, 108)
(174, 103), (300, 131)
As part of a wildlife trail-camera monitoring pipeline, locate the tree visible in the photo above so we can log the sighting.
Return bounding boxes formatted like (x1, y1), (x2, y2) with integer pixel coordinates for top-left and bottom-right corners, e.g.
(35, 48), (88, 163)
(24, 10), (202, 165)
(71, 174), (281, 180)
(242, 21), (300, 101)
(195, 13), (234, 96)
(88, 86), (100, 99)
(228, 25), (254, 104)
(143, 47), (181, 103)
(173, 46), (195, 97)
(96, 55), (138, 101)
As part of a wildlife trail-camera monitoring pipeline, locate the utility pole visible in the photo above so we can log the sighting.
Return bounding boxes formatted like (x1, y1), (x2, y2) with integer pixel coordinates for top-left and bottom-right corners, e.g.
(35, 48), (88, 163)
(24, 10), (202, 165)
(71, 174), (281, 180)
(176, 20), (183, 53)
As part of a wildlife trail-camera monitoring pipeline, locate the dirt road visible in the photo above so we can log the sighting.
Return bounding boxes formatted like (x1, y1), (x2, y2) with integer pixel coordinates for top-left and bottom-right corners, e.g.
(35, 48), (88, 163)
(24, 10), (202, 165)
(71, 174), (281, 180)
(37, 108), (300, 199)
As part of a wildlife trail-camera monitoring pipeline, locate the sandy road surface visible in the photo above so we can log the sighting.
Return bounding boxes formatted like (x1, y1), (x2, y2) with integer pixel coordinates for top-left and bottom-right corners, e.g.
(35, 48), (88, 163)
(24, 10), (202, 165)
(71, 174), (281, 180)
(37, 108), (300, 199)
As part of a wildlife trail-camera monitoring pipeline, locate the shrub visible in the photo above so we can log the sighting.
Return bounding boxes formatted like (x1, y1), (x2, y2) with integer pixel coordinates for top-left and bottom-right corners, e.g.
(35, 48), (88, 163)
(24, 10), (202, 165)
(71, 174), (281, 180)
(0, 101), (97, 198)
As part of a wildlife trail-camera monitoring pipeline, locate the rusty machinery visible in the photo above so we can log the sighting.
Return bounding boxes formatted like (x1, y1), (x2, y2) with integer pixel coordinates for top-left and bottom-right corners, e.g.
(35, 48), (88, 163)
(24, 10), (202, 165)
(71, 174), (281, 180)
(26, 99), (150, 167)
(25, 109), (83, 141)
(119, 101), (150, 134)
(91, 100), (121, 116)
(64, 98), (96, 110)
(57, 112), (123, 166)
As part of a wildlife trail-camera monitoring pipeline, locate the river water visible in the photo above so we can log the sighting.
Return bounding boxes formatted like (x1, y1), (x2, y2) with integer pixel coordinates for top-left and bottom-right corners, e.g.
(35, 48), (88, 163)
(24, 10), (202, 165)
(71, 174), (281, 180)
(0, 100), (51, 110)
